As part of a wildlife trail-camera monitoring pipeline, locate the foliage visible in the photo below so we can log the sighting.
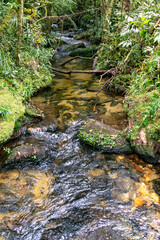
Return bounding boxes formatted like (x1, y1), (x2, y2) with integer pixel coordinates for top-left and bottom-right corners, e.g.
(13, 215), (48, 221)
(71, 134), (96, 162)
(0, 106), (12, 120)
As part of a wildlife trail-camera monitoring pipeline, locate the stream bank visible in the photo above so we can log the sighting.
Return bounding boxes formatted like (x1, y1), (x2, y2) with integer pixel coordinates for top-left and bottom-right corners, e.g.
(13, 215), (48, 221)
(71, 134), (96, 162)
(0, 69), (52, 146)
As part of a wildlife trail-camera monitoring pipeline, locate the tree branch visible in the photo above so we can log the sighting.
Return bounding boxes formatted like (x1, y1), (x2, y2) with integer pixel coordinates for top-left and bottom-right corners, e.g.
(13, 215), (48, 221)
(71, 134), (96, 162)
(34, 8), (100, 24)
(52, 67), (107, 74)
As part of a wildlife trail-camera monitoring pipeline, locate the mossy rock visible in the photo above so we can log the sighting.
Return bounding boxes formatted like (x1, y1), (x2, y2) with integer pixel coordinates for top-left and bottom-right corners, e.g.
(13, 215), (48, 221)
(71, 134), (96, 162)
(74, 31), (91, 40)
(126, 90), (160, 163)
(78, 119), (132, 154)
(25, 103), (44, 119)
(64, 43), (86, 52)
(69, 46), (99, 57)
(0, 89), (25, 144)
(7, 143), (45, 164)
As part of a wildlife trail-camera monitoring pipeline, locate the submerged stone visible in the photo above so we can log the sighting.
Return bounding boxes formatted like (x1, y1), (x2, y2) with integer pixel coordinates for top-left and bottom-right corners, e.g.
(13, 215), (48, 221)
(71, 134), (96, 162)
(88, 168), (105, 177)
(78, 119), (132, 154)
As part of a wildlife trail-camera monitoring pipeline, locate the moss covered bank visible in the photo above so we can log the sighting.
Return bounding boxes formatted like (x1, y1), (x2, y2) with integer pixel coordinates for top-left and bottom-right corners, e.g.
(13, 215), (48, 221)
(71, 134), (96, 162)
(0, 70), (52, 145)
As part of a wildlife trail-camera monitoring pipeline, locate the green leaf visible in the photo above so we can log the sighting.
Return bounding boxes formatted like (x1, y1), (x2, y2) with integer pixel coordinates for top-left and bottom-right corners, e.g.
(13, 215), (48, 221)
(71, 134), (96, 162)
(130, 20), (140, 24)
(141, 16), (145, 21)
(143, 19), (150, 24)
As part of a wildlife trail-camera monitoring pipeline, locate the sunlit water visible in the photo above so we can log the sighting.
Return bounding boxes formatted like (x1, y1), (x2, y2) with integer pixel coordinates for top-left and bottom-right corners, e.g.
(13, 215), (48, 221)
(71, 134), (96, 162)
(0, 48), (159, 240)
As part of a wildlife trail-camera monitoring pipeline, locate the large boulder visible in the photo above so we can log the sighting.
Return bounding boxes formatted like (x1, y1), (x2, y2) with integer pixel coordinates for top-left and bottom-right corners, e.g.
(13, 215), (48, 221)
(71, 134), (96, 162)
(0, 89), (25, 144)
(126, 90), (160, 163)
(78, 119), (132, 154)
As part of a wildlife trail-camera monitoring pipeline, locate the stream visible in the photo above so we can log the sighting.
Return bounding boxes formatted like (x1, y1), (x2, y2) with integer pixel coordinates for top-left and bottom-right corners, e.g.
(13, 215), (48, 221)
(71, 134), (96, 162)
(0, 33), (159, 240)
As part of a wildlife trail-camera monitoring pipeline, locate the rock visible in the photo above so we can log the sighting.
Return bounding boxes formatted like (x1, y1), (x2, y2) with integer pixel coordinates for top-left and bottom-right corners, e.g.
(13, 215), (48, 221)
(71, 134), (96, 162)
(0, 89), (25, 144)
(88, 168), (105, 177)
(25, 103), (44, 119)
(78, 119), (132, 154)
(116, 176), (134, 192)
(74, 31), (91, 40)
(7, 144), (46, 163)
(27, 123), (57, 134)
(126, 90), (160, 163)
(64, 42), (86, 52)
(84, 227), (122, 240)
(69, 46), (99, 57)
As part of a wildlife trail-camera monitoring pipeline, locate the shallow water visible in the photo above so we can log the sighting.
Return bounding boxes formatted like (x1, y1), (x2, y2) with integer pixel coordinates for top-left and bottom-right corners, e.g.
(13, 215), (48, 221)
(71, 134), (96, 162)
(0, 57), (159, 240)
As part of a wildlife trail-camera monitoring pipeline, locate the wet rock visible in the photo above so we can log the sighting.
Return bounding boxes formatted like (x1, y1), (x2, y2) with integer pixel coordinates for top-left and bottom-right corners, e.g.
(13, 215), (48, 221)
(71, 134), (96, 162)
(27, 123), (57, 134)
(25, 103), (44, 119)
(7, 143), (46, 163)
(83, 227), (122, 240)
(111, 173), (136, 203)
(78, 119), (132, 154)
(116, 176), (134, 192)
(88, 168), (105, 177)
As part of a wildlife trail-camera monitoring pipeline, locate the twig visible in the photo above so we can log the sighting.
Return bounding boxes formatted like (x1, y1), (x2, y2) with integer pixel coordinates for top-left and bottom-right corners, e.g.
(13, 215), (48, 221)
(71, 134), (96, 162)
(99, 68), (116, 82)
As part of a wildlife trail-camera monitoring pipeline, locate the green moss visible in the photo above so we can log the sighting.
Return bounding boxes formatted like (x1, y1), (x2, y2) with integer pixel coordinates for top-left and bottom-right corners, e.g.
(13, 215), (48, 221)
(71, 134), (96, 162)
(0, 121), (15, 144)
(126, 90), (160, 143)
(0, 69), (52, 145)
(69, 46), (99, 57)
(78, 120), (131, 153)
(0, 89), (25, 121)
(0, 89), (25, 144)
(74, 31), (91, 40)
(78, 129), (117, 148)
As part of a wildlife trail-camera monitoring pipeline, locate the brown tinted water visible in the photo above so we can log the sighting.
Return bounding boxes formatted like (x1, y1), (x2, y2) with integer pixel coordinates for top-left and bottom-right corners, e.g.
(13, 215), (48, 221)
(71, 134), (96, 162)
(0, 58), (159, 240)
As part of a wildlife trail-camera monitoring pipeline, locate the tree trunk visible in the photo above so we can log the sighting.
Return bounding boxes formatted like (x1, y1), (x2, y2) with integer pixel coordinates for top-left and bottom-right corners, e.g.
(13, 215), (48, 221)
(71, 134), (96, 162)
(17, 0), (24, 66)
(47, 4), (52, 35)
(100, 0), (115, 43)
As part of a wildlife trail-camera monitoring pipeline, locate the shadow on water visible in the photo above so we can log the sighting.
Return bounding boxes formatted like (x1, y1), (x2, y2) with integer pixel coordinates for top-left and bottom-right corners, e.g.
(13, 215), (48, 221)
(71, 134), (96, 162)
(0, 42), (159, 239)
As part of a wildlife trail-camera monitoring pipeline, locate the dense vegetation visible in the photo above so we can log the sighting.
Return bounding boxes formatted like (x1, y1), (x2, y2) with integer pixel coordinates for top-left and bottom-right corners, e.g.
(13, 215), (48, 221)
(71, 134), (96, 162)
(0, 0), (160, 160)
(96, 0), (160, 160)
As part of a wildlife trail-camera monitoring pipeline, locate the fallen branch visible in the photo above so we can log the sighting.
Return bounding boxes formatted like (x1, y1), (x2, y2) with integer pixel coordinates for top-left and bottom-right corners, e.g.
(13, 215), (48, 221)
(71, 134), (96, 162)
(52, 67), (107, 74)
(99, 68), (116, 82)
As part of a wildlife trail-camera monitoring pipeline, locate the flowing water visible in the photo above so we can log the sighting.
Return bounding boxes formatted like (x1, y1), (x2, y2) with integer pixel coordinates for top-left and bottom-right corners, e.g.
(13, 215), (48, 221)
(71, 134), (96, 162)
(0, 39), (160, 240)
